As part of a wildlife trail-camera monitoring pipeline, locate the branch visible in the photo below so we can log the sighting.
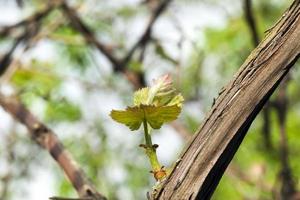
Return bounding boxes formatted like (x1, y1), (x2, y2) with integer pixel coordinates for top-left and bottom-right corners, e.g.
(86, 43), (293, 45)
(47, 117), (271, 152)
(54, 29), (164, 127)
(0, 35), (23, 76)
(120, 0), (173, 88)
(123, 0), (172, 64)
(0, 21), (41, 76)
(60, 0), (172, 89)
(243, 0), (259, 46)
(0, 1), (62, 77)
(0, 2), (58, 38)
(0, 94), (107, 200)
(274, 77), (296, 198)
(60, 2), (146, 89)
(0, 1), (173, 198)
(152, 1), (300, 199)
(261, 103), (273, 149)
(59, 2), (121, 70)
(15, 0), (24, 8)
(243, 0), (274, 150)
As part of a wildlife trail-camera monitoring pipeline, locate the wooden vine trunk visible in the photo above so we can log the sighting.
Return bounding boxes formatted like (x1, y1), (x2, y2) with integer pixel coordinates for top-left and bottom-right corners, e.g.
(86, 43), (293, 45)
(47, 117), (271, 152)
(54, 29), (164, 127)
(153, 1), (300, 199)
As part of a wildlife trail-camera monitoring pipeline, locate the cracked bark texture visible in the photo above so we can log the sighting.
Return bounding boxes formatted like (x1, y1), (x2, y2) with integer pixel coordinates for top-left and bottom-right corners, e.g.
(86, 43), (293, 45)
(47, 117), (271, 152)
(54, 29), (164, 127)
(152, 1), (300, 199)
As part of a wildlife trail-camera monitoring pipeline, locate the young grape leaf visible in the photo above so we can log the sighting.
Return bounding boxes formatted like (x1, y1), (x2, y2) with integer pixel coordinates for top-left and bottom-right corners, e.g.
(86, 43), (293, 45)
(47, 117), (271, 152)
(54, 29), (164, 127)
(110, 106), (144, 131)
(144, 105), (181, 129)
(167, 94), (184, 107)
(110, 105), (181, 131)
(133, 87), (150, 106)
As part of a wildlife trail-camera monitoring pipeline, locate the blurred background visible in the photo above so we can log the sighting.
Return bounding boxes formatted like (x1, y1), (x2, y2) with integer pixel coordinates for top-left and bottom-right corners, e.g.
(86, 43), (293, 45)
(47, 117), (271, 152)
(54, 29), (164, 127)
(0, 0), (299, 199)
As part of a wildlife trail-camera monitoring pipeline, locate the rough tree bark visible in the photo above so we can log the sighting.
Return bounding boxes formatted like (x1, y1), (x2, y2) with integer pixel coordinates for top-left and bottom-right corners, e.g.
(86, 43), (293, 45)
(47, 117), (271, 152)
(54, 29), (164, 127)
(152, 1), (300, 199)
(0, 1), (299, 199)
(243, 0), (274, 150)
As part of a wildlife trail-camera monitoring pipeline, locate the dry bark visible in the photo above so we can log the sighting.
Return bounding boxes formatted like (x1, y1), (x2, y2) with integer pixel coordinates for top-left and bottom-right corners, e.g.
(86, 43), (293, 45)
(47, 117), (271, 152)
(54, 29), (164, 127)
(152, 1), (300, 199)
(243, 0), (274, 151)
(0, 94), (107, 200)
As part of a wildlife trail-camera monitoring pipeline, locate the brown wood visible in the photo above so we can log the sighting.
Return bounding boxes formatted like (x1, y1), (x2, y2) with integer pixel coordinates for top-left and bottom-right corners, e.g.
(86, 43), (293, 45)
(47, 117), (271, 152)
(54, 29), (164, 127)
(0, 95), (107, 200)
(152, 1), (300, 199)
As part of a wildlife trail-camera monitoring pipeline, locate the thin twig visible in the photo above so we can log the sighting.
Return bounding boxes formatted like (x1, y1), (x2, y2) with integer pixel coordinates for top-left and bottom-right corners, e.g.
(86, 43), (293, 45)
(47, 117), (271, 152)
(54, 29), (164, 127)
(60, 2), (121, 70)
(0, 2), (59, 38)
(123, 0), (172, 64)
(0, 21), (41, 76)
(0, 1), (62, 77)
(243, 0), (259, 46)
(61, 0), (171, 88)
(61, 0), (172, 89)
(50, 197), (93, 200)
(274, 77), (296, 199)
(59, 1), (146, 89)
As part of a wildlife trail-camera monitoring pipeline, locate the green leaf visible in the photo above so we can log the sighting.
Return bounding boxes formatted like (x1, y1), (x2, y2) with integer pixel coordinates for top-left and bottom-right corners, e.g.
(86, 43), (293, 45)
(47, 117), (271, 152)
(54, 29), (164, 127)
(145, 105), (181, 129)
(111, 106), (144, 131)
(167, 94), (184, 107)
(133, 87), (149, 106)
(110, 105), (181, 131)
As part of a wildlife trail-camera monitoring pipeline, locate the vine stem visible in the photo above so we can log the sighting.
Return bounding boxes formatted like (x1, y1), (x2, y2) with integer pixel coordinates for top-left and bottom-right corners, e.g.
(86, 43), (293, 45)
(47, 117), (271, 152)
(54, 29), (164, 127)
(143, 120), (164, 179)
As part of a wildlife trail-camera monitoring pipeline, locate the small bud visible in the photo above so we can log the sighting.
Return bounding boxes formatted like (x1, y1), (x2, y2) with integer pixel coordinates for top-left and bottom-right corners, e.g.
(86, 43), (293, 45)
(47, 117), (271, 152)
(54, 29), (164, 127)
(153, 167), (167, 181)
(139, 144), (147, 149)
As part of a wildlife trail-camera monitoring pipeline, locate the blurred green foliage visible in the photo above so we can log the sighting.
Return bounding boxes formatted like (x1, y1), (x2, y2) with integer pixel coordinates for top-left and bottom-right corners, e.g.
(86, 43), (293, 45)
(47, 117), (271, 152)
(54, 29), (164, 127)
(45, 99), (81, 122)
(12, 68), (60, 97)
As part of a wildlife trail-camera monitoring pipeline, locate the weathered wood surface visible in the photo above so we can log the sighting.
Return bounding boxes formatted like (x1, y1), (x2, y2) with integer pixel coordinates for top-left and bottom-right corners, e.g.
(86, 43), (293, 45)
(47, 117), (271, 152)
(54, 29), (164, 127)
(153, 1), (300, 199)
